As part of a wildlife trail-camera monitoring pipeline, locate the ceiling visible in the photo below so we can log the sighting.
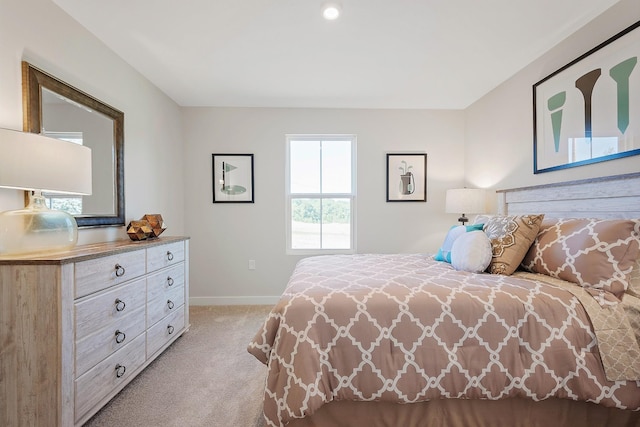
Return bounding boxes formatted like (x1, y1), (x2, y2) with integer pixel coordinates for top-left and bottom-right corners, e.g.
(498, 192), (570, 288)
(52, 0), (620, 109)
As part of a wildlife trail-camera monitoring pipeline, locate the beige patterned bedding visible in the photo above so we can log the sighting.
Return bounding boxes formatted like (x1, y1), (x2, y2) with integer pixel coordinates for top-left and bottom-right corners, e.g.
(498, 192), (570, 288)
(514, 271), (640, 381)
(248, 254), (640, 427)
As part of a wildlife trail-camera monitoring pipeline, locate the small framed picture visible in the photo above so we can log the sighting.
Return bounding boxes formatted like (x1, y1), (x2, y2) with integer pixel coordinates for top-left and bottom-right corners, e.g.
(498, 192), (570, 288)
(386, 153), (427, 202)
(212, 154), (254, 203)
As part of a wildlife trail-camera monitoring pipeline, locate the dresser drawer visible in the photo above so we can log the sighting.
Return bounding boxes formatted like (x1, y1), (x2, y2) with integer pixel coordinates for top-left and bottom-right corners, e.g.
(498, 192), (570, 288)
(75, 278), (146, 341)
(147, 305), (185, 357)
(147, 241), (184, 272)
(75, 306), (145, 378)
(75, 249), (146, 298)
(147, 281), (184, 326)
(75, 333), (146, 422)
(147, 264), (184, 295)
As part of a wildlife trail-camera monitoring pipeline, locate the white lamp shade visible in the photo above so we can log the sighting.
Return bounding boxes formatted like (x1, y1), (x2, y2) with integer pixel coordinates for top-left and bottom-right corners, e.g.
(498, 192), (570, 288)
(0, 128), (92, 195)
(445, 188), (486, 214)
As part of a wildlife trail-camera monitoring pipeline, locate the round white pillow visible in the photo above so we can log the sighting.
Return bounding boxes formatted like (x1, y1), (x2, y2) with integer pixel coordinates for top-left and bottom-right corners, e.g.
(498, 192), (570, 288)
(450, 230), (492, 273)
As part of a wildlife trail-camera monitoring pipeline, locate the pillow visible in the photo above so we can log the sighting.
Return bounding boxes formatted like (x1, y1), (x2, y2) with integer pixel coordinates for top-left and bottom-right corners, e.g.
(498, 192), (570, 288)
(474, 214), (544, 275)
(434, 223), (484, 263)
(628, 257), (640, 298)
(521, 218), (640, 299)
(451, 230), (492, 273)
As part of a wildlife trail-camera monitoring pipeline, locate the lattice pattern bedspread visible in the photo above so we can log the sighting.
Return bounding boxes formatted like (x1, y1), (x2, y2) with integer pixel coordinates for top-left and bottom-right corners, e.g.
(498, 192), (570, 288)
(248, 254), (640, 427)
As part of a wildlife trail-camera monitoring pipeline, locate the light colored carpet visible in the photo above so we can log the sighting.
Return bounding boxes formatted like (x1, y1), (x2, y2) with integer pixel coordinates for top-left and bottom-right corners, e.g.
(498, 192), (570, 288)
(83, 305), (271, 427)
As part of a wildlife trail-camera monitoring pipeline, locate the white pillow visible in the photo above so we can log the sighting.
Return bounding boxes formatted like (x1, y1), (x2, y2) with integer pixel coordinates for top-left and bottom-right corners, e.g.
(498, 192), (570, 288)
(434, 223), (484, 263)
(451, 230), (492, 273)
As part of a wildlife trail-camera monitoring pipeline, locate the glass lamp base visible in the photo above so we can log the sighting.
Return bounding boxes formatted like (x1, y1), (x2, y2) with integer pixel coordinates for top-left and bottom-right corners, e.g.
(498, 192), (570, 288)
(0, 195), (78, 255)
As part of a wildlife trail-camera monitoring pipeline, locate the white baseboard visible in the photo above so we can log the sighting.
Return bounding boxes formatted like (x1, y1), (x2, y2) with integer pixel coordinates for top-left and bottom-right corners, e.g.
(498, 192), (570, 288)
(189, 296), (280, 306)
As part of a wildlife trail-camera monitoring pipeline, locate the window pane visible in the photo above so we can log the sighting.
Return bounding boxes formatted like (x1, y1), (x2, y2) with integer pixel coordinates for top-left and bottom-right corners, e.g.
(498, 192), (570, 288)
(321, 140), (351, 193)
(291, 198), (321, 248)
(321, 198), (351, 249)
(45, 196), (83, 215)
(290, 140), (320, 194)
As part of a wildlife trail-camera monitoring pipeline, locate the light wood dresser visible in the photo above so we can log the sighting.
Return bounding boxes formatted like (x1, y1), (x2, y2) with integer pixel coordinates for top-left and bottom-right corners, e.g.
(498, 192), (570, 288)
(0, 236), (190, 426)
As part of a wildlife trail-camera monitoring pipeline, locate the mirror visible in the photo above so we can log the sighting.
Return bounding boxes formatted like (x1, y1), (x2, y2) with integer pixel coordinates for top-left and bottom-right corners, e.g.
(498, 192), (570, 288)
(22, 62), (125, 227)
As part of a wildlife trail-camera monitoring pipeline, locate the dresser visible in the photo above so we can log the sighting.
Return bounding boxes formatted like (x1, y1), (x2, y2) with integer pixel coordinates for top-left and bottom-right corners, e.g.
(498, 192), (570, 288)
(0, 236), (190, 427)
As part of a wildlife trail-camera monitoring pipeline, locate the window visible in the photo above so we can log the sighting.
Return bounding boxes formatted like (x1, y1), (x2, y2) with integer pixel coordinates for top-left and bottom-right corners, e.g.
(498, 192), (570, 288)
(286, 135), (356, 253)
(42, 131), (85, 215)
(44, 194), (83, 215)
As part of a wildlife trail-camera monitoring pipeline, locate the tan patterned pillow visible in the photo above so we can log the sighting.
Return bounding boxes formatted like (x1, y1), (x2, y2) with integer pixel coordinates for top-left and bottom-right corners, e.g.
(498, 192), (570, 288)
(521, 218), (640, 299)
(474, 214), (544, 275)
(625, 257), (640, 298)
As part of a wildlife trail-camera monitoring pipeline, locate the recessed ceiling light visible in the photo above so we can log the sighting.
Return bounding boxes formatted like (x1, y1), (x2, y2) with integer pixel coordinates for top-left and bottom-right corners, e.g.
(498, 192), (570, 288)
(322, 3), (341, 20)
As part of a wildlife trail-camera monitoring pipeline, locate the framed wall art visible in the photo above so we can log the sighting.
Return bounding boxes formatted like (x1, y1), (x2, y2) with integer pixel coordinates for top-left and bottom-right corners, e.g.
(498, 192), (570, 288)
(533, 20), (640, 174)
(386, 153), (427, 202)
(212, 154), (254, 203)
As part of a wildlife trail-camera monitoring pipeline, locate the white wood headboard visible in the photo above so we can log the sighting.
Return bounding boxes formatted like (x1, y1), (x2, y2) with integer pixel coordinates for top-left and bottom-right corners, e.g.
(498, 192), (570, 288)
(497, 172), (640, 219)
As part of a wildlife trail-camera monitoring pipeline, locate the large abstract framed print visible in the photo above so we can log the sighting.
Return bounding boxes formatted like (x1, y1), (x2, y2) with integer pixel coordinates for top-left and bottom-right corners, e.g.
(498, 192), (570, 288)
(533, 20), (640, 174)
(212, 154), (254, 203)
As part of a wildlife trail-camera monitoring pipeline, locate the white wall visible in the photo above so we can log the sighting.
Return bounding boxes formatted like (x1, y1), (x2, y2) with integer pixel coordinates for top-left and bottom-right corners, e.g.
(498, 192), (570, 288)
(0, 0), (185, 242)
(183, 107), (465, 304)
(4, 0), (638, 305)
(1, 0), (465, 305)
(465, 0), (640, 198)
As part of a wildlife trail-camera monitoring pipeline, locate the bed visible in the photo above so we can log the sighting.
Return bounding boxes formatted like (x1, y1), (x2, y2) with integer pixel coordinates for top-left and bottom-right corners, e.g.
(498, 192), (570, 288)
(248, 172), (640, 427)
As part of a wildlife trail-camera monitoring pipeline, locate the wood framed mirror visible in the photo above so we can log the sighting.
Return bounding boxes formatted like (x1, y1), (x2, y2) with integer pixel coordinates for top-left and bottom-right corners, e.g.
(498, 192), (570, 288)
(22, 61), (125, 227)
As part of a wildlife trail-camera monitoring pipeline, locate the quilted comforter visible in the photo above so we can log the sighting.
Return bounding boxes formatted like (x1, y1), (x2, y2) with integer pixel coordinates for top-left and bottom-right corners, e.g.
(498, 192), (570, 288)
(248, 254), (640, 427)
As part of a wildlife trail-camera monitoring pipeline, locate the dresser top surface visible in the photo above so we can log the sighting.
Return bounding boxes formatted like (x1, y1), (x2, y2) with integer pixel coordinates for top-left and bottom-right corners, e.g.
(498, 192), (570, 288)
(0, 236), (189, 265)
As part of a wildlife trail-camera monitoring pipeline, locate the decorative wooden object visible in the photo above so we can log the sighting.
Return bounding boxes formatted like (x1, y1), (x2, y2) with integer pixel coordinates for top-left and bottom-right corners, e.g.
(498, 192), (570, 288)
(142, 214), (167, 238)
(126, 220), (153, 240)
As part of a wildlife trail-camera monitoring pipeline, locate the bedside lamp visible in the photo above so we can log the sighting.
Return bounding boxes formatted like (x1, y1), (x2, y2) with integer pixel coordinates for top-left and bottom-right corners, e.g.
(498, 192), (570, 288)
(445, 188), (486, 225)
(0, 128), (92, 255)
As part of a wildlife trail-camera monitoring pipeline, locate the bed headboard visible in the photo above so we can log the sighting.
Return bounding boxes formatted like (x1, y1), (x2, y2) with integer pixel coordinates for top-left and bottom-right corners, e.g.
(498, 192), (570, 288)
(497, 172), (640, 220)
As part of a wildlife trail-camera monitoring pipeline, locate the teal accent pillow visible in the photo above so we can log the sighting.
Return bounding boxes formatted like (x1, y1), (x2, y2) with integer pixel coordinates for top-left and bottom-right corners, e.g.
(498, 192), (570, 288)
(434, 223), (485, 263)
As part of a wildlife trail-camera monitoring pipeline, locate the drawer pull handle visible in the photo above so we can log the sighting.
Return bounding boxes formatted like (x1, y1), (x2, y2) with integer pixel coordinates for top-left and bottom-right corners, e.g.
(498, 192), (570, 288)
(115, 264), (126, 277)
(167, 276), (174, 286)
(167, 251), (174, 261)
(115, 298), (126, 312)
(115, 364), (126, 378)
(167, 325), (175, 335)
(115, 330), (126, 344)
(167, 299), (175, 310)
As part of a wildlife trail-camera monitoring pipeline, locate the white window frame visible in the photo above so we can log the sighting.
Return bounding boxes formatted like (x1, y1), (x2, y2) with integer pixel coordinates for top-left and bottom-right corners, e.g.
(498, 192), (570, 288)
(285, 134), (357, 255)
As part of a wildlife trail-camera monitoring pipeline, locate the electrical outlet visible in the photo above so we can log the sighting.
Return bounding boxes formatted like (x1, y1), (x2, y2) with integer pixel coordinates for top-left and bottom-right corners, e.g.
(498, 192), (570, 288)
(248, 259), (256, 270)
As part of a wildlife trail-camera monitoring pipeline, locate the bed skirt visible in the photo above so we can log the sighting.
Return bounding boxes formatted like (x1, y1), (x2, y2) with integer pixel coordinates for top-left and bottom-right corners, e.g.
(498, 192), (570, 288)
(285, 398), (640, 427)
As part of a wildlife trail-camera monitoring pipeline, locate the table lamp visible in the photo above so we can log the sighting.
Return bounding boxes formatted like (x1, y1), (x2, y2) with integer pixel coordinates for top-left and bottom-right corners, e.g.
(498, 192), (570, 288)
(445, 188), (486, 225)
(0, 128), (92, 255)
